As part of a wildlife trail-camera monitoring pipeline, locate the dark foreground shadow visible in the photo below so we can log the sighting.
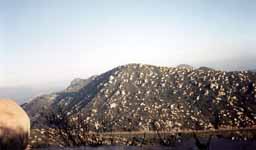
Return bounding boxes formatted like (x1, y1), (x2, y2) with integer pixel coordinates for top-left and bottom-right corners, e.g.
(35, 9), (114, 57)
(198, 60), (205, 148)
(193, 133), (212, 150)
(0, 127), (28, 150)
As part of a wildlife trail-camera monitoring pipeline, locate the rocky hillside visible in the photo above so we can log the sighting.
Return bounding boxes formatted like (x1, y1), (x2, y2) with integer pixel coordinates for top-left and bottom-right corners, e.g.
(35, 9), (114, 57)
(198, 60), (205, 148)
(23, 64), (256, 131)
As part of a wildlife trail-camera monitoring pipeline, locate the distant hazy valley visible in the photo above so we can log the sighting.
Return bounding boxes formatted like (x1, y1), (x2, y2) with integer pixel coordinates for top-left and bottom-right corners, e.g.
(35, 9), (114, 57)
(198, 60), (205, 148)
(0, 84), (65, 104)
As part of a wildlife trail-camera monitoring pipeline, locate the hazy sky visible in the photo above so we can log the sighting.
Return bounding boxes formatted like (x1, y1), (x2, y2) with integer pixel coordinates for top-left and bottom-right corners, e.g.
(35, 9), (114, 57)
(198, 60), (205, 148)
(1, 0), (256, 87)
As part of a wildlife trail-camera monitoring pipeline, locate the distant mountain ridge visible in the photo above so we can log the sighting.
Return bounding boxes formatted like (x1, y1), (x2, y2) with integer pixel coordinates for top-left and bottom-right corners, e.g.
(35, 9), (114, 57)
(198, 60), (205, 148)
(65, 76), (97, 92)
(23, 64), (256, 131)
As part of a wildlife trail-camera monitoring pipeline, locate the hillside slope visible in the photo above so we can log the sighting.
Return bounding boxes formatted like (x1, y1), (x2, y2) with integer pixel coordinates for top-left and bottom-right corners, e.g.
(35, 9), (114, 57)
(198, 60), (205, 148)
(24, 64), (256, 131)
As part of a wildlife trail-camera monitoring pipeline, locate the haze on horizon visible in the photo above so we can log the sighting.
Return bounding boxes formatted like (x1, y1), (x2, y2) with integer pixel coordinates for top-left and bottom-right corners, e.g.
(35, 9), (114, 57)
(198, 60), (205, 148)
(1, 0), (256, 87)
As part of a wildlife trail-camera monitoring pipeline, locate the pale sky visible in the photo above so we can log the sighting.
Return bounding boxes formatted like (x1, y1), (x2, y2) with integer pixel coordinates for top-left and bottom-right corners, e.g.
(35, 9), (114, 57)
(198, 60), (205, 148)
(1, 0), (256, 87)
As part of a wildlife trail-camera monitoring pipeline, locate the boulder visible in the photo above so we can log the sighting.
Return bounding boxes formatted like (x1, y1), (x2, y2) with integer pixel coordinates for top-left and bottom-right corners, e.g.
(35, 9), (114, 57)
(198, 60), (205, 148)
(0, 99), (30, 150)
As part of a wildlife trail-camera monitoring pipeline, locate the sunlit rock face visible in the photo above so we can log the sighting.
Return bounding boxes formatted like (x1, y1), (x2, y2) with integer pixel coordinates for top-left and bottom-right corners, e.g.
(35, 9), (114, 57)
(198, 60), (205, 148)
(0, 99), (30, 150)
(25, 64), (256, 131)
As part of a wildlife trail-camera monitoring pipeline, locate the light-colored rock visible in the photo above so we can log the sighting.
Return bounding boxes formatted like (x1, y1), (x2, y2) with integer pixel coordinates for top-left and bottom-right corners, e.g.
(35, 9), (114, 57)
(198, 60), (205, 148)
(110, 103), (117, 108)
